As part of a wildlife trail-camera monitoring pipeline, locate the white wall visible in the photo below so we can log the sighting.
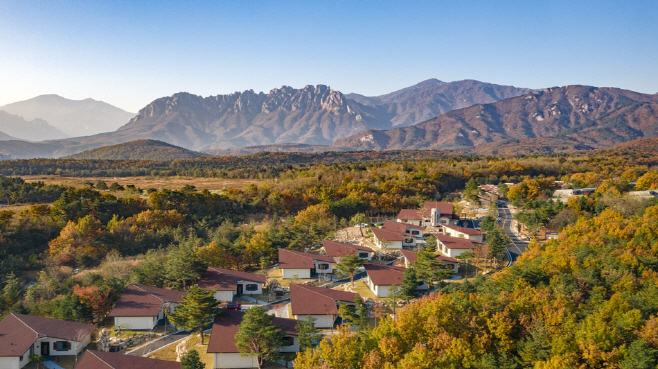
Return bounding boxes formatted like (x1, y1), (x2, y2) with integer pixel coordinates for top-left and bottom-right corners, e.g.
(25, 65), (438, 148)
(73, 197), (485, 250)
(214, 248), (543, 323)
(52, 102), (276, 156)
(0, 356), (21, 369)
(214, 353), (259, 368)
(374, 237), (403, 250)
(214, 290), (235, 303)
(114, 316), (157, 330)
(313, 261), (334, 274)
(444, 248), (473, 259)
(282, 268), (311, 279)
(238, 281), (263, 295)
(278, 335), (300, 353)
(34, 334), (90, 357)
(294, 314), (335, 328)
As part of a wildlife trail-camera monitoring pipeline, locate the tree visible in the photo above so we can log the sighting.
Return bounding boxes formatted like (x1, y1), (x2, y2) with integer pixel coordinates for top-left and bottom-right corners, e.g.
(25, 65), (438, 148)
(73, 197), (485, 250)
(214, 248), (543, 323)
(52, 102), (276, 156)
(400, 268), (419, 301)
(353, 295), (368, 330)
(95, 180), (108, 190)
(3, 272), (22, 306)
(385, 285), (401, 314)
(480, 215), (497, 233)
(620, 340), (656, 369)
(73, 285), (111, 324)
(29, 354), (45, 369)
(167, 286), (220, 344)
(338, 302), (355, 324)
(350, 213), (369, 237)
(296, 316), (320, 351)
(486, 228), (510, 258)
(181, 349), (206, 369)
(235, 306), (286, 369)
(336, 254), (363, 287)
(456, 251), (475, 278)
(165, 238), (208, 289)
(109, 182), (124, 191)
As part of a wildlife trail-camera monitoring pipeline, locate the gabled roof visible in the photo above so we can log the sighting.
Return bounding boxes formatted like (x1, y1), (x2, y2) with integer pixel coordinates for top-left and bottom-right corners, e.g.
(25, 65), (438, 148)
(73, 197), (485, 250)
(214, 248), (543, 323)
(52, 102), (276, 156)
(421, 201), (454, 218)
(323, 240), (374, 258)
(436, 234), (479, 249)
(401, 249), (459, 264)
(207, 310), (298, 353)
(278, 249), (335, 269)
(289, 284), (360, 316)
(0, 313), (95, 357)
(443, 224), (485, 236)
(198, 267), (266, 292)
(363, 263), (406, 286)
(396, 209), (423, 220)
(108, 284), (186, 317)
(382, 220), (425, 233)
(74, 350), (181, 369)
(370, 227), (405, 241)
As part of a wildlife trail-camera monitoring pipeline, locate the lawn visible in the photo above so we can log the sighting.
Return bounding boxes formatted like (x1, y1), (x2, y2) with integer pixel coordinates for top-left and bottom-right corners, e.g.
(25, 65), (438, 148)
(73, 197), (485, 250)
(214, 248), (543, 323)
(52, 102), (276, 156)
(20, 175), (265, 191)
(147, 333), (214, 367)
(265, 268), (317, 288)
(349, 279), (380, 301)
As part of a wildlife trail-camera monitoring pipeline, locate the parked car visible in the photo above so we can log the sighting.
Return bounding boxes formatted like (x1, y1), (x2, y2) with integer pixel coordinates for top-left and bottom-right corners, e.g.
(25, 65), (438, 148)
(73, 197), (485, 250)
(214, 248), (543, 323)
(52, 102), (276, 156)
(223, 303), (242, 310)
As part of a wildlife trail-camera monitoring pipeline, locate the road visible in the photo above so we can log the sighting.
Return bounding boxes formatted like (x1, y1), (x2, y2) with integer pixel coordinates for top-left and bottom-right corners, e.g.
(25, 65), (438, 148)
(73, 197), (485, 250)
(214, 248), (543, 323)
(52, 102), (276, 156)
(125, 329), (190, 356)
(497, 202), (530, 263)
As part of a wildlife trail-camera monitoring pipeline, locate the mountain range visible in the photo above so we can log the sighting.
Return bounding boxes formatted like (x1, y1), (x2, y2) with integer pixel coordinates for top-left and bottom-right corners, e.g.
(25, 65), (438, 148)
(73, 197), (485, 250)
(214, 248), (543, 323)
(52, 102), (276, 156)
(64, 139), (206, 161)
(0, 111), (68, 141)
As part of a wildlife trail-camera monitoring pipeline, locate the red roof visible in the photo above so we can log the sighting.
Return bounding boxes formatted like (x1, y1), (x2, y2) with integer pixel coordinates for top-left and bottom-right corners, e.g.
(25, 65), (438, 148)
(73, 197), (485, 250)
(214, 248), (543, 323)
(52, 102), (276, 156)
(436, 234), (479, 249)
(382, 220), (425, 233)
(370, 227), (405, 241)
(108, 284), (186, 317)
(363, 263), (406, 286)
(207, 310), (298, 353)
(443, 225), (485, 236)
(279, 249), (335, 269)
(323, 240), (374, 258)
(401, 249), (459, 265)
(290, 284), (360, 316)
(75, 350), (181, 369)
(396, 209), (423, 220)
(198, 267), (266, 292)
(0, 313), (95, 357)
(422, 202), (454, 218)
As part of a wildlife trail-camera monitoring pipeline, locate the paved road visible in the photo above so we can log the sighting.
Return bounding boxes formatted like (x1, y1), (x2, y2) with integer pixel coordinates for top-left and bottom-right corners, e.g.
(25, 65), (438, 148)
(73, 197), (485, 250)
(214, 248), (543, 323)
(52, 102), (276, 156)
(498, 202), (530, 263)
(126, 329), (190, 356)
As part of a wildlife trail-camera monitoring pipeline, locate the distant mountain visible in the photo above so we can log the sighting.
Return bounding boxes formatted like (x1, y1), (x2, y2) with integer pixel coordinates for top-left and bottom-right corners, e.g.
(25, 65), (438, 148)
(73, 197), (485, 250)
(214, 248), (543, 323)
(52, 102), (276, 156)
(606, 137), (658, 152)
(0, 111), (68, 141)
(0, 94), (135, 136)
(64, 140), (207, 161)
(345, 78), (446, 105)
(334, 85), (658, 151)
(0, 131), (18, 141)
(205, 143), (345, 157)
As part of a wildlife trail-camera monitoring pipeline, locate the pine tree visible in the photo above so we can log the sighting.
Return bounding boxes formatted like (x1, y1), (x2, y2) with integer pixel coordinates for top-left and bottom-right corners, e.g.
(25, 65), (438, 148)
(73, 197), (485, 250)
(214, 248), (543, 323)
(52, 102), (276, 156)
(235, 306), (285, 369)
(353, 295), (368, 330)
(165, 238), (208, 289)
(167, 286), (220, 344)
(336, 254), (363, 287)
(181, 349), (205, 369)
(338, 303), (355, 324)
(350, 213), (369, 237)
(400, 268), (419, 301)
(295, 316), (320, 351)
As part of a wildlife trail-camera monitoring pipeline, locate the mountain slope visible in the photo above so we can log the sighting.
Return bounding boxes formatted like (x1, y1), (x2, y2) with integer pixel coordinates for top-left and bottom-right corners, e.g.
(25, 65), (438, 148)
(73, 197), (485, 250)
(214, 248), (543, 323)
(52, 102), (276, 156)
(0, 95), (135, 136)
(0, 111), (68, 141)
(0, 131), (18, 141)
(334, 85), (658, 151)
(64, 140), (206, 161)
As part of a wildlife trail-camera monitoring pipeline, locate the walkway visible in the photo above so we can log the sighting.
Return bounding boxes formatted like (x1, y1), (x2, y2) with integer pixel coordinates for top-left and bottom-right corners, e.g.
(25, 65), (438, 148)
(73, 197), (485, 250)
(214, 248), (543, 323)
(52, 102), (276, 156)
(125, 329), (189, 357)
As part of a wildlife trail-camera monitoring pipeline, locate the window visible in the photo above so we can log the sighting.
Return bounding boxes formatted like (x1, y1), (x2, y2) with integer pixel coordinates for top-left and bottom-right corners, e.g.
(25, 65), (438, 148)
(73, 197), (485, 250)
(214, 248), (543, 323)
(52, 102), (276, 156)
(405, 238), (413, 243)
(245, 284), (258, 291)
(19, 355), (23, 361)
(281, 336), (295, 346)
(318, 263), (329, 270)
(54, 341), (70, 351)
(358, 253), (369, 258)
(411, 230), (419, 235)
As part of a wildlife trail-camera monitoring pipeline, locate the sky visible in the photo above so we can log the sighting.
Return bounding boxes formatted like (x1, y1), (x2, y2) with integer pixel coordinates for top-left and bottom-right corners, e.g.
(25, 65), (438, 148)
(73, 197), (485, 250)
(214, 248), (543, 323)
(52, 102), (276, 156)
(1, 1), (657, 113)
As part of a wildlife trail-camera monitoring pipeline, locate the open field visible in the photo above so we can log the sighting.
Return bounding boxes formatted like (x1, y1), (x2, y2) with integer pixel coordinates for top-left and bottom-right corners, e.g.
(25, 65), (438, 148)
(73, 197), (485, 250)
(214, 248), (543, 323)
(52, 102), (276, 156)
(20, 175), (267, 191)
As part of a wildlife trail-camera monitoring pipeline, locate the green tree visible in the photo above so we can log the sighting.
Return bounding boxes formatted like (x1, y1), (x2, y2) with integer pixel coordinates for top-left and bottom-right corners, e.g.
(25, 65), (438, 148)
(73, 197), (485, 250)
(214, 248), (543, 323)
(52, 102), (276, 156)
(3, 272), (22, 306)
(464, 179), (481, 204)
(620, 340), (656, 369)
(167, 286), (220, 344)
(181, 349), (205, 369)
(338, 302), (355, 324)
(350, 213), (369, 237)
(95, 180), (108, 190)
(486, 228), (510, 258)
(353, 295), (368, 330)
(385, 285), (401, 314)
(480, 215), (497, 233)
(165, 238), (208, 289)
(296, 316), (320, 351)
(28, 354), (45, 369)
(400, 267), (420, 301)
(336, 254), (363, 287)
(235, 306), (286, 369)
(109, 182), (124, 191)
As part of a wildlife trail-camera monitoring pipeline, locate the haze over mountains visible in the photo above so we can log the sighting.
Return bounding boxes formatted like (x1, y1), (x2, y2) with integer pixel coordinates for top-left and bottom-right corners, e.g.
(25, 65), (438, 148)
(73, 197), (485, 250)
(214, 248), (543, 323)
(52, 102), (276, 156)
(0, 111), (68, 141)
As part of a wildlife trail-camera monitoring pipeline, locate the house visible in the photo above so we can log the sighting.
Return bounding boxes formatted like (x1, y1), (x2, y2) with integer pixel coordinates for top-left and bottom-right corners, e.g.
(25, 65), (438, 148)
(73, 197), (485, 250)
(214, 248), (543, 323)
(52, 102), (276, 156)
(436, 234), (483, 258)
(400, 249), (459, 273)
(441, 224), (485, 242)
(278, 249), (336, 279)
(629, 190), (658, 198)
(289, 283), (360, 328)
(0, 313), (95, 369)
(198, 267), (267, 303)
(322, 240), (375, 262)
(108, 284), (186, 330)
(396, 202), (456, 227)
(363, 263), (426, 298)
(382, 220), (425, 238)
(370, 227), (405, 250)
(75, 350), (181, 369)
(553, 188), (598, 202)
(207, 310), (299, 368)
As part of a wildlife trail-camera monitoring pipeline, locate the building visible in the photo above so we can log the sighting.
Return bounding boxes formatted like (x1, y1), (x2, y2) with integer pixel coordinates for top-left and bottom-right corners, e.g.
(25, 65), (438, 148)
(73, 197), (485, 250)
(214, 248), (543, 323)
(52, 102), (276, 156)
(207, 310), (299, 369)
(0, 154), (11, 161)
(363, 263), (427, 298)
(74, 350), (181, 369)
(441, 225), (485, 242)
(553, 188), (598, 202)
(289, 284), (360, 328)
(0, 313), (95, 369)
(399, 249), (459, 273)
(436, 234), (483, 258)
(370, 227), (405, 250)
(198, 267), (267, 302)
(628, 190), (658, 198)
(382, 220), (425, 238)
(278, 249), (336, 279)
(108, 284), (186, 330)
(396, 201), (455, 227)
(322, 240), (375, 262)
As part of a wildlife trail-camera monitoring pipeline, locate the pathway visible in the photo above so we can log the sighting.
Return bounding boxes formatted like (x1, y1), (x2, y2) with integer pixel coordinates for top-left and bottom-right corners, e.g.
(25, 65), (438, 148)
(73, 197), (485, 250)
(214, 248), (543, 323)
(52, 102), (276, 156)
(498, 202), (530, 263)
(125, 329), (189, 357)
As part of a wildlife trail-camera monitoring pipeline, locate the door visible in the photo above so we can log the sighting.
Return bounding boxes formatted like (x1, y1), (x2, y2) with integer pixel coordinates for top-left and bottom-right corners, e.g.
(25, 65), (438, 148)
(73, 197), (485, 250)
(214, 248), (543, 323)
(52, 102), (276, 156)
(236, 284), (243, 295)
(41, 342), (50, 356)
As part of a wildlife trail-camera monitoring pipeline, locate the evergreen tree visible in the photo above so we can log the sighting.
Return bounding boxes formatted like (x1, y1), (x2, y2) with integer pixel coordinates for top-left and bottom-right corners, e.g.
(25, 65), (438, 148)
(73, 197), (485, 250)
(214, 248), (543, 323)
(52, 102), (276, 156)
(95, 180), (108, 190)
(165, 238), (208, 289)
(400, 267), (419, 301)
(336, 254), (362, 287)
(385, 285), (401, 314)
(353, 295), (368, 330)
(338, 302), (355, 324)
(181, 349), (205, 369)
(486, 228), (510, 258)
(350, 213), (369, 236)
(295, 316), (320, 351)
(235, 306), (285, 369)
(167, 286), (220, 344)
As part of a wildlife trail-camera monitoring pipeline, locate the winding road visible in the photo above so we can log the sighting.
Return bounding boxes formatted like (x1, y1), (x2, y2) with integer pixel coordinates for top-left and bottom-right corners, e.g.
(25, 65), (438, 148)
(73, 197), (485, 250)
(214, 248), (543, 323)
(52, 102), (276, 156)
(498, 202), (530, 263)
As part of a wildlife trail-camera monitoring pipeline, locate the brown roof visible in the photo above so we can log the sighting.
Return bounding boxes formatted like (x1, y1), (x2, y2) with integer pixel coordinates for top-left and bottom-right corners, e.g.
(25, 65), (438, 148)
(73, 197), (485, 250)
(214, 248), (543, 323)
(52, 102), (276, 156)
(289, 284), (360, 316)
(421, 202), (454, 218)
(396, 209), (423, 220)
(363, 263), (406, 286)
(0, 313), (95, 357)
(443, 225), (485, 236)
(74, 350), (181, 369)
(382, 220), (425, 233)
(278, 249), (335, 269)
(436, 234), (479, 249)
(108, 284), (186, 317)
(207, 310), (298, 353)
(322, 240), (374, 258)
(198, 267), (266, 292)
(370, 227), (405, 241)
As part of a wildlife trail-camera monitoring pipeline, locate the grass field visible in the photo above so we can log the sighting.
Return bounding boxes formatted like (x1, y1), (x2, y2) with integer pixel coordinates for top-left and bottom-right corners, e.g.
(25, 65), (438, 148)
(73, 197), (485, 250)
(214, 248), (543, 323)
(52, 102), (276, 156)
(20, 175), (266, 191)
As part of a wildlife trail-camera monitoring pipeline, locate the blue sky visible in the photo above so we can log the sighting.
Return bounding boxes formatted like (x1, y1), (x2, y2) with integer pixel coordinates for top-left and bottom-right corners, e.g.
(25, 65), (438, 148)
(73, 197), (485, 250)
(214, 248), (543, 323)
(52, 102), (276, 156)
(1, 1), (657, 112)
